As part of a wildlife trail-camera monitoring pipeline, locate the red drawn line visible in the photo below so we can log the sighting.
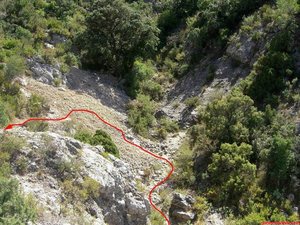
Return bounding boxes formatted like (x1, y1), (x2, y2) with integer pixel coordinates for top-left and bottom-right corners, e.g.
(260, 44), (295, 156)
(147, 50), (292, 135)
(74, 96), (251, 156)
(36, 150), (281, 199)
(3, 109), (174, 225)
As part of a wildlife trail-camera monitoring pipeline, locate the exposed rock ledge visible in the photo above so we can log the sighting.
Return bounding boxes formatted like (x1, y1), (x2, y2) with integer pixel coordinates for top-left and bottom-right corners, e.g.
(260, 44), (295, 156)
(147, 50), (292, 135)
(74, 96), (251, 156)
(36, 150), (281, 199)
(3, 128), (150, 225)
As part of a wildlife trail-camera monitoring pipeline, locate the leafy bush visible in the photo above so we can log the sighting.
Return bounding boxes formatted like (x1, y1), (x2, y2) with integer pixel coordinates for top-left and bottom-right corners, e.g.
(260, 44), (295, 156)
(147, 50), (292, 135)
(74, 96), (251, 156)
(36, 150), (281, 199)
(75, 129), (119, 157)
(0, 136), (25, 162)
(172, 141), (195, 187)
(4, 55), (26, 81)
(0, 100), (9, 127)
(0, 177), (37, 224)
(90, 130), (119, 157)
(184, 96), (200, 108)
(244, 38), (295, 106)
(126, 60), (155, 98)
(205, 143), (256, 207)
(80, 177), (101, 200)
(149, 209), (166, 225)
(15, 156), (28, 175)
(62, 176), (101, 204)
(128, 94), (156, 137)
(157, 117), (179, 139)
(26, 94), (47, 117)
(140, 80), (163, 101)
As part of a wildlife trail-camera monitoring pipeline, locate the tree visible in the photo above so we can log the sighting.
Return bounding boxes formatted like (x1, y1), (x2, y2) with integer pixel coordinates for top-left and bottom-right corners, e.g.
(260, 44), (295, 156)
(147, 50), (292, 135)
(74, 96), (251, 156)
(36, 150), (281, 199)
(206, 143), (256, 207)
(199, 89), (264, 146)
(267, 136), (294, 190)
(78, 0), (159, 75)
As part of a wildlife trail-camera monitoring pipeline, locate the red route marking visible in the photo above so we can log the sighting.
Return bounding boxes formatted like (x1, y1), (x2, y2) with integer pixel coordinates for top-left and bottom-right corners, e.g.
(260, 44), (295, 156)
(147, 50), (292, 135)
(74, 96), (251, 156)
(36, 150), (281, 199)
(3, 109), (174, 225)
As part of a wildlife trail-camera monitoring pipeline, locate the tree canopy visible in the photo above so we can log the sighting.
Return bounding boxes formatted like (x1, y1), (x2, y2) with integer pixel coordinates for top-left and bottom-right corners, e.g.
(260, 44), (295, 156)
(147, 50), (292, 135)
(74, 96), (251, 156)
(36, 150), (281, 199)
(78, 0), (159, 75)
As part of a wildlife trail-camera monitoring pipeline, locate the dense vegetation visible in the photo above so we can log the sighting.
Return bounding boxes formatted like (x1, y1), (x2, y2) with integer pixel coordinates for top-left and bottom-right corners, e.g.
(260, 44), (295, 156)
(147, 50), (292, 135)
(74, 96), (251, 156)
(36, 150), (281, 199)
(75, 129), (119, 157)
(0, 135), (37, 224)
(0, 0), (299, 224)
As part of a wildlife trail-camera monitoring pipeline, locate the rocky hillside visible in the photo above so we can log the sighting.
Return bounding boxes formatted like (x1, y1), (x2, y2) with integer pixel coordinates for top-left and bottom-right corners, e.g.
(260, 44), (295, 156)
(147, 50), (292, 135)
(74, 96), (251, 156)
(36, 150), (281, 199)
(0, 1), (299, 225)
(1, 127), (149, 225)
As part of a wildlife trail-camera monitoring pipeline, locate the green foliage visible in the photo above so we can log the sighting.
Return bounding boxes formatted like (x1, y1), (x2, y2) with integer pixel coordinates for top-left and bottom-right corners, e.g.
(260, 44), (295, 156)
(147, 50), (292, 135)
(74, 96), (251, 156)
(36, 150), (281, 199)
(62, 176), (101, 204)
(80, 177), (101, 200)
(205, 143), (256, 207)
(15, 156), (28, 175)
(26, 94), (47, 117)
(55, 158), (82, 181)
(184, 96), (200, 108)
(0, 100), (9, 127)
(185, 0), (265, 59)
(199, 89), (263, 145)
(75, 129), (119, 157)
(173, 0), (198, 18)
(90, 130), (119, 158)
(193, 196), (209, 220)
(156, 117), (179, 139)
(0, 177), (37, 224)
(267, 136), (294, 190)
(0, 135), (25, 162)
(126, 60), (155, 97)
(244, 40), (295, 106)
(78, 0), (159, 75)
(4, 55), (26, 80)
(128, 94), (156, 137)
(173, 141), (195, 187)
(149, 209), (166, 225)
(74, 130), (93, 144)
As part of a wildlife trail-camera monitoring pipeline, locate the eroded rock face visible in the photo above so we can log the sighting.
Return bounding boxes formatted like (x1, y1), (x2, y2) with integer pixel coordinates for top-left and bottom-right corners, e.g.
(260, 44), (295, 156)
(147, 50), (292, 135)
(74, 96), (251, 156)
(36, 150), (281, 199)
(27, 57), (66, 85)
(170, 192), (195, 223)
(6, 128), (150, 225)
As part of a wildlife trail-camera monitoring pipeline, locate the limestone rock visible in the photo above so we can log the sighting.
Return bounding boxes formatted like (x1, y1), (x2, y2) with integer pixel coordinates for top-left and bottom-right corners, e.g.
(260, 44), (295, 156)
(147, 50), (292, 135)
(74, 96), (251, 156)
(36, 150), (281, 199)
(8, 129), (150, 225)
(170, 192), (196, 223)
(27, 57), (66, 85)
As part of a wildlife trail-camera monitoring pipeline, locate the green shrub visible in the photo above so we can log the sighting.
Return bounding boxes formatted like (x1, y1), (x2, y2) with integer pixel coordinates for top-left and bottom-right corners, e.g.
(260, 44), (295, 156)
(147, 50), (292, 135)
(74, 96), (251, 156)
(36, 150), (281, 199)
(184, 96), (200, 108)
(0, 177), (37, 224)
(0, 136), (25, 161)
(149, 209), (166, 225)
(80, 177), (101, 200)
(140, 80), (163, 101)
(157, 117), (179, 139)
(53, 78), (62, 87)
(90, 130), (119, 157)
(15, 156), (28, 175)
(74, 130), (93, 143)
(26, 94), (47, 117)
(0, 101), (9, 127)
(193, 196), (209, 220)
(128, 94), (156, 137)
(4, 55), (26, 80)
(55, 159), (82, 181)
(172, 141), (195, 187)
(126, 60), (155, 98)
(74, 129), (119, 157)
(62, 177), (100, 204)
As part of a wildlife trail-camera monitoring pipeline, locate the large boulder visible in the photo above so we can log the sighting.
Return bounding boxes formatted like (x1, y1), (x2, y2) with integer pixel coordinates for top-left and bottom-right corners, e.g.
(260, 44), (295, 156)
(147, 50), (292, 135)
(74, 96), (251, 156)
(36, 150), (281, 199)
(170, 192), (195, 223)
(27, 57), (66, 85)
